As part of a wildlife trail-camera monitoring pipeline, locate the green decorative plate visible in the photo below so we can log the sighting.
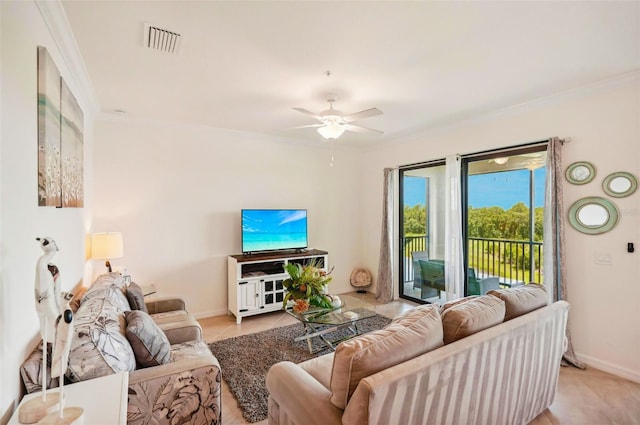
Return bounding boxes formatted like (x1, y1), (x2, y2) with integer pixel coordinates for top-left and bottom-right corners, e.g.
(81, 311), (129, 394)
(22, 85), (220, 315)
(568, 197), (619, 235)
(602, 171), (637, 198)
(565, 161), (596, 185)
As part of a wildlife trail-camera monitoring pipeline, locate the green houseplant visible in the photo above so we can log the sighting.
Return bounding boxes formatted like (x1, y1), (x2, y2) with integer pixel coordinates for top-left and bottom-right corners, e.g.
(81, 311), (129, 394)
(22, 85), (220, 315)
(282, 260), (334, 313)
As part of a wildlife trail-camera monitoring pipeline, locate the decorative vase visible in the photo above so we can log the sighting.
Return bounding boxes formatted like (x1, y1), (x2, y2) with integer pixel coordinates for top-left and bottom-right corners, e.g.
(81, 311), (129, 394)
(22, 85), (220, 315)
(331, 295), (342, 308)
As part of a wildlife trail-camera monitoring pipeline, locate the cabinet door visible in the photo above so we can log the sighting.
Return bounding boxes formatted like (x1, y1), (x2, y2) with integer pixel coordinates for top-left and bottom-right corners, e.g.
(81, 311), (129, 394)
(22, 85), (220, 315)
(239, 280), (261, 311)
(263, 278), (286, 308)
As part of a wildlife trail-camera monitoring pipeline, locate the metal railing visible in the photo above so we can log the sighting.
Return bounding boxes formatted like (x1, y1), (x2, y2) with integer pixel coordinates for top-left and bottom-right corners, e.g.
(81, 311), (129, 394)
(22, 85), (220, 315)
(403, 235), (428, 282)
(468, 237), (542, 284)
(403, 236), (543, 285)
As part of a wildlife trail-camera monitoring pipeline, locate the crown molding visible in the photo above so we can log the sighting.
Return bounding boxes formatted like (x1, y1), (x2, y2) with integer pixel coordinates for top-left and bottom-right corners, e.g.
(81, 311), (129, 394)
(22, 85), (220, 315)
(35, 0), (100, 116)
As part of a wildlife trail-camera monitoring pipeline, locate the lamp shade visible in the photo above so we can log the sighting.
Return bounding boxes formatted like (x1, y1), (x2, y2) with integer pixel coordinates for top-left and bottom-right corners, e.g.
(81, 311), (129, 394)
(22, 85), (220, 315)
(91, 232), (124, 260)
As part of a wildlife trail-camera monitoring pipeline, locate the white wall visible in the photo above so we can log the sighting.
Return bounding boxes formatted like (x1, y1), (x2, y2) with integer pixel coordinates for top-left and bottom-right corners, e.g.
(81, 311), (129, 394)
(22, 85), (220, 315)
(0, 2), (94, 422)
(360, 76), (640, 382)
(92, 116), (363, 318)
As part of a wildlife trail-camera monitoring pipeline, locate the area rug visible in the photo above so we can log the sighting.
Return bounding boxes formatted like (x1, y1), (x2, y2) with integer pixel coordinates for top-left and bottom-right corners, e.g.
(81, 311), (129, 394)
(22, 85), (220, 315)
(208, 314), (392, 423)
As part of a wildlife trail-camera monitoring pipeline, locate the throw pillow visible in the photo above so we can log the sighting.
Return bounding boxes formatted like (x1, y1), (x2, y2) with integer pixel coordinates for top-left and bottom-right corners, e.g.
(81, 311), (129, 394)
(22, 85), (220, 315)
(124, 310), (171, 368)
(487, 283), (548, 321)
(441, 294), (506, 344)
(126, 282), (148, 313)
(440, 295), (479, 315)
(329, 304), (443, 409)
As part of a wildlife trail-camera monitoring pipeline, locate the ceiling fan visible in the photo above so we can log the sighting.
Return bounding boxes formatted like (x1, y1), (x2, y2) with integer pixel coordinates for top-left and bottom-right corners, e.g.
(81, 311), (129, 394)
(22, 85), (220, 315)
(292, 94), (383, 140)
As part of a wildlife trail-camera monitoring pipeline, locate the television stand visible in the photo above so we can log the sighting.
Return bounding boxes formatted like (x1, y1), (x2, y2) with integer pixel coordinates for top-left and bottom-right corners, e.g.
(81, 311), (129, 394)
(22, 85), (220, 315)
(227, 249), (328, 324)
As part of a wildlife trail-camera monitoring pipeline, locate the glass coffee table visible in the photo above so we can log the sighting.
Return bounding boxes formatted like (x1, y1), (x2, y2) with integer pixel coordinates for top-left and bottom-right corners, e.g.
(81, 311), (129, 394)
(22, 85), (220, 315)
(286, 305), (377, 353)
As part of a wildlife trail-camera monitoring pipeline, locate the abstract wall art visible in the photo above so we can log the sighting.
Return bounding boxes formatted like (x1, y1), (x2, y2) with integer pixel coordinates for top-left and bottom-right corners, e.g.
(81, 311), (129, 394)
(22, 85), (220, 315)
(37, 46), (84, 208)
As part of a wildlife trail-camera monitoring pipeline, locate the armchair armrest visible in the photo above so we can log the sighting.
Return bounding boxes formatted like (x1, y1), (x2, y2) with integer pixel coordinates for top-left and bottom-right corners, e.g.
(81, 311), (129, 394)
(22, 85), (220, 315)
(145, 297), (186, 314)
(266, 361), (342, 425)
(128, 355), (221, 425)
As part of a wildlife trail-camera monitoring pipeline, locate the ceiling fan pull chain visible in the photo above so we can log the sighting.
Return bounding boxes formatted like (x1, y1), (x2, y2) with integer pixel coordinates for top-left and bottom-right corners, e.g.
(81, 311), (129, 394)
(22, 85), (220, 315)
(330, 140), (335, 167)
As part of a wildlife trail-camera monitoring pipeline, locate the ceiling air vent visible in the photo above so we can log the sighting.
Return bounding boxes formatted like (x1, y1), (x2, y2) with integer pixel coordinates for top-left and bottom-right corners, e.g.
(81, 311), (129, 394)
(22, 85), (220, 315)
(143, 23), (181, 54)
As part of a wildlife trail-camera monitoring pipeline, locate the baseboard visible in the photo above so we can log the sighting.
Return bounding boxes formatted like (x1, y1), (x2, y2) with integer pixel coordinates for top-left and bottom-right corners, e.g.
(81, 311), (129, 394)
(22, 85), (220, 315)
(575, 351), (640, 384)
(192, 308), (229, 320)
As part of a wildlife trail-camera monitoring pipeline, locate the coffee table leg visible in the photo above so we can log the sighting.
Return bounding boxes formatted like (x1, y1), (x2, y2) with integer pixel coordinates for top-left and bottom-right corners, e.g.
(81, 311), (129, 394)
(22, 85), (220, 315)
(305, 324), (314, 353)
(294, 322), (365, 354)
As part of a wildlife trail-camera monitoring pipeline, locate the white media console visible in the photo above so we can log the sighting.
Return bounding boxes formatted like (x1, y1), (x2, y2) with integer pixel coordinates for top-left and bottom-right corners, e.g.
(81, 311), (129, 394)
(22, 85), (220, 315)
(227, 249), (329, 324)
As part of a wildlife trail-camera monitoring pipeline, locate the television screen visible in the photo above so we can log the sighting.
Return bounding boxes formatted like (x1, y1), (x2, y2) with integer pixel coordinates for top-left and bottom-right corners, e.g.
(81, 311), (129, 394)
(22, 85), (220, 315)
(242, 209), (308, 253)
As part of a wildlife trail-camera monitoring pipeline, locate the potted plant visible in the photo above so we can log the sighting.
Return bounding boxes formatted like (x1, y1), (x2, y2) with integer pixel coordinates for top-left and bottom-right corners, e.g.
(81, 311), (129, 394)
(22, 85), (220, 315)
(282, 260), (334, 313)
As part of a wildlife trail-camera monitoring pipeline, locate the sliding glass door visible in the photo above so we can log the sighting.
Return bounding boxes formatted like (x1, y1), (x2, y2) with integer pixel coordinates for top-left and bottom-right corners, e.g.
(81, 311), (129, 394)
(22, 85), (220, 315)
(399, 144), (547, 304)
(462, 148), (547, 293)
(399, 162), (447, 303)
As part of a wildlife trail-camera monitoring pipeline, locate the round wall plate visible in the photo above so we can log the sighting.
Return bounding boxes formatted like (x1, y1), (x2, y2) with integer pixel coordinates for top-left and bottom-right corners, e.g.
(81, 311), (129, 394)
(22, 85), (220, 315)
(568, 196), (619, 235)
(565, 161), (596, 185)
(602, 171), (638, 198)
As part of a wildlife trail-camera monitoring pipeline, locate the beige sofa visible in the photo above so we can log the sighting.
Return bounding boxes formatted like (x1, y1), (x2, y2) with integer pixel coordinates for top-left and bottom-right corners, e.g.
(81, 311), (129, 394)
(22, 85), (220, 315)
(267, 285), (568, 425)
(21, 273), (221, 425)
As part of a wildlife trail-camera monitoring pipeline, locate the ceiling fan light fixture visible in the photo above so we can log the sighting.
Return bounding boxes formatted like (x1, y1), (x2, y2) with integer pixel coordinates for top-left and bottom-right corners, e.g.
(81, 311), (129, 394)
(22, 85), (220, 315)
(317, 122), (346, 139)
(494, 157), (509, 165)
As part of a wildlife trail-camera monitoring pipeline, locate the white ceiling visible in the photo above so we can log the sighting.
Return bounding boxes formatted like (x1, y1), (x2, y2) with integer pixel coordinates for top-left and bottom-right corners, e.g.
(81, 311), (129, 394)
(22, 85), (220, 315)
(61, 1), (640, 148)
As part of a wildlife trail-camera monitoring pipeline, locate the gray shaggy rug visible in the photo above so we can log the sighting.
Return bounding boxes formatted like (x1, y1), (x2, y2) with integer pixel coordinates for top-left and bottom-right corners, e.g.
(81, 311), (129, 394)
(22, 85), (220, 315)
(208, 314), (392, 423)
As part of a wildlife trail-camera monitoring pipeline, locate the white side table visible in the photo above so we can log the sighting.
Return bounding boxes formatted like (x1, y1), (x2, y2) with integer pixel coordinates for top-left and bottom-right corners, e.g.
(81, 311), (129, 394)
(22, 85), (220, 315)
(9, 372), (128, 425)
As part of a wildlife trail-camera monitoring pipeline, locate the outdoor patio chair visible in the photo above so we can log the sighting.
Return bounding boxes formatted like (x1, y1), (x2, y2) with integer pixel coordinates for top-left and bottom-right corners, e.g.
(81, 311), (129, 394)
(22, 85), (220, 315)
(467, 268), (501, 295)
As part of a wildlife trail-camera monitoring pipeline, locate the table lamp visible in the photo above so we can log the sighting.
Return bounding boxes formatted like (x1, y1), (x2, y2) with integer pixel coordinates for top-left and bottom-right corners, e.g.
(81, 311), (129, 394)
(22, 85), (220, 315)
(91, 232), (123, 273)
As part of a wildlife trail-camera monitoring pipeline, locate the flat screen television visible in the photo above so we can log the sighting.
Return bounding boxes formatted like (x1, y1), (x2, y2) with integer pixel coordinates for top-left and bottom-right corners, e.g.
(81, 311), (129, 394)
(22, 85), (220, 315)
(241, 209), (308, 254)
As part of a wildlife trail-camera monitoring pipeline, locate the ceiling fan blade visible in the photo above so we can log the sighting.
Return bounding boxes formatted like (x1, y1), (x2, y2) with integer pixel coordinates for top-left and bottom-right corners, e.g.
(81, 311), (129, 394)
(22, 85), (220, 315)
(292, 107), (321, 120)
(289, 123), (323, 129)
(345, 123), (383, 134)
(343, 107), (383, 122)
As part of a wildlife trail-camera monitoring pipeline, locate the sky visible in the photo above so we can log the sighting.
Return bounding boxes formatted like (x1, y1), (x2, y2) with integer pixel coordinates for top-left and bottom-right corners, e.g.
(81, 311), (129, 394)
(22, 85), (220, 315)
(404, 167), (546, 209)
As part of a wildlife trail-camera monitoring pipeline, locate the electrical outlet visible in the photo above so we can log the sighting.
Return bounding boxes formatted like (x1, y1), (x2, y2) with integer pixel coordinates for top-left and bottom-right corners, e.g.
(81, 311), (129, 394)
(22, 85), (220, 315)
(594, 251), (612, 265)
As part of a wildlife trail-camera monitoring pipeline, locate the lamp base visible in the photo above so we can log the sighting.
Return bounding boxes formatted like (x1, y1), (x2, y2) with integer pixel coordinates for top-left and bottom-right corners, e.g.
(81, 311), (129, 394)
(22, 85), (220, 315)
(18, 393), (62, 424)
(36, 407), (84, 425)
(105, 260), (112, 273)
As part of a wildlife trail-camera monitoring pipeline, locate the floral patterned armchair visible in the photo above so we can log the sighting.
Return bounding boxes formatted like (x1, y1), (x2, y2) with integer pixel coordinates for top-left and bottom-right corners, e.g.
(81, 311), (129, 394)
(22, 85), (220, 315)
(21, 273), (221, 425)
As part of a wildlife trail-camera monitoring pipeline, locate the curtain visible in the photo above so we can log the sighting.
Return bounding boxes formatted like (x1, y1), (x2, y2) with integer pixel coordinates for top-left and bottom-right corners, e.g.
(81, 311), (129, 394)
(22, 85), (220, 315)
(444, 155), (464, 301)
(376, 168), (394, 303)
(543, 137), (585, 369)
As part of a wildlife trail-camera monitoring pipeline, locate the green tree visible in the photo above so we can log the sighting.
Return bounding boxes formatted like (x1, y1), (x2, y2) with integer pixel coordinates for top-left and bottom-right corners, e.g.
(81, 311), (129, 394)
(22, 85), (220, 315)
(403, 205), (426, 234)
(467, 203), (544, 275)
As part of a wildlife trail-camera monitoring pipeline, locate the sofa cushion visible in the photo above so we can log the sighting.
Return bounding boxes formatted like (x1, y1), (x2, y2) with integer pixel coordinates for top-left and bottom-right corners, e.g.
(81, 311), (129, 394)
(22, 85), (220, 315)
(329, 304), (443, 409)
(150, 310), (203, 344)
(487, 283), (548, 321)
(441, 295), (505, 344)
(125, 310), (171, 368)
(67, 277), (135, 382)
(126, 282), (148, 313)
(440, 295), (479, 314)
(170, 340), (217, 362)
(81, 272), (128, 304)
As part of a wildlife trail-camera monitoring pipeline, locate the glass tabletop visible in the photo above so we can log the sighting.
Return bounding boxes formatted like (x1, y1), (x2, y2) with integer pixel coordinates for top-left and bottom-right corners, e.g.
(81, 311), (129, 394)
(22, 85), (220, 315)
(287, 305), (377, 326)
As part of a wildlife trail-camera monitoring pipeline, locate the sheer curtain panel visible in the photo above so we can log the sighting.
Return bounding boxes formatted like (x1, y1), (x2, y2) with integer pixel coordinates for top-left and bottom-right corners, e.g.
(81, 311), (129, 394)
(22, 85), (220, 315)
(543, 137), (585, 369)
(376, 168), (394, 303)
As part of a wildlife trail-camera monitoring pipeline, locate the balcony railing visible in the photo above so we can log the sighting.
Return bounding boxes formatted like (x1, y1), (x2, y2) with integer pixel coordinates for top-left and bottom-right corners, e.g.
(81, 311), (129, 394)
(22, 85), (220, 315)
(403, 235), (543, 286)
(468, 237), (543, 285)
(403, 235), (428, 282)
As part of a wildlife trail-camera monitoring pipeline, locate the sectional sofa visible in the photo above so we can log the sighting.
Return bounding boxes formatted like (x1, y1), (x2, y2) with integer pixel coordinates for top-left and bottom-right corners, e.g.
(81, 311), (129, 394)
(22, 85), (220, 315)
(21, 273), (222, 425)
(267, 284), (567, 425)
